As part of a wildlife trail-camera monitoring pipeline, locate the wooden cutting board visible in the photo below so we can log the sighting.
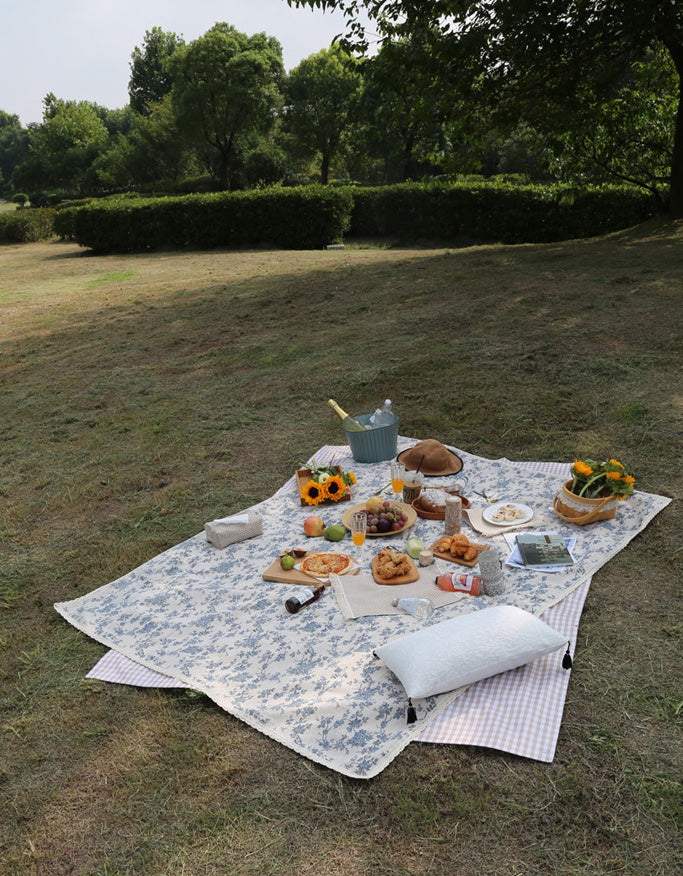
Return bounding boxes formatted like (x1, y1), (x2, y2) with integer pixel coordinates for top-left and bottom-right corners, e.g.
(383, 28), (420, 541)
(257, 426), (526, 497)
(262, 552), (319, 586)
(262, 552), (358, 586)
(429, 540), (489, 568)
(371, 554), (420, 585)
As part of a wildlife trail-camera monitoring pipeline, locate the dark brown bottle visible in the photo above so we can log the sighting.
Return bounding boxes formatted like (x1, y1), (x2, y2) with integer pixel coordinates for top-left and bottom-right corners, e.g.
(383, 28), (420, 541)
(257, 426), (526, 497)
(285, 585), (324, 614)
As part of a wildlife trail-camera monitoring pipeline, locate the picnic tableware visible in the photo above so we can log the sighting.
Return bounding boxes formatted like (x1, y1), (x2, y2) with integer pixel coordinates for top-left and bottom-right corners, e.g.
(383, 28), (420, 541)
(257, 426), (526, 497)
(402, 470), (423, 504)
(477, 548), (506, 595)
(341, 501), (417, 536)
(262, 552), (322, 586)
(429, 539), (490, 568)
(371, 553), (420, 585)
(351, 511), (367, 546)
(412, 490), (470, 519)
(391, 460), (406, 495)
(473, 490), (500, 504)
(482, 502), (534, 526)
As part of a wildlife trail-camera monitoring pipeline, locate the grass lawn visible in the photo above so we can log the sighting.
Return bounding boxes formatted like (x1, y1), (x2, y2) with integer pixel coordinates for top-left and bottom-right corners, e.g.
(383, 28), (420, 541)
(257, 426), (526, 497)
(1, 222), (681, 875)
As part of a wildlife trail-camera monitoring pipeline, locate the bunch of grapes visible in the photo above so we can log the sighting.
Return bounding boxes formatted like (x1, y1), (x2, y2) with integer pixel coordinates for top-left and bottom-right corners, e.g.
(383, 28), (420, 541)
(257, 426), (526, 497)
(361, 501), (408, 533)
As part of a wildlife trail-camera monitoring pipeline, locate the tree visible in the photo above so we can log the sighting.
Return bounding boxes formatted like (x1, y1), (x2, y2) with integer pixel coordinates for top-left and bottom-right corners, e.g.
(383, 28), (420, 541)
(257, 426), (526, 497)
(93, 96), (195, 190)
(290, 1), (683, 217)
(550, 51), (677, 207)
(129, 27), (185, 115)
(0, 111), (30, 195)
(357, 37), (448, 182)
(26, 94), (109, 193)
(283, 45), (362, 184)
(169, 23), (284, 190)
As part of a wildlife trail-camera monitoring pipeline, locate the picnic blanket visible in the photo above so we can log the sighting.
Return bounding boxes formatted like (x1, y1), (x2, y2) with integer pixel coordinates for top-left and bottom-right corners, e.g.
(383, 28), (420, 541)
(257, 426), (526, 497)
(56, 440), (670, 778)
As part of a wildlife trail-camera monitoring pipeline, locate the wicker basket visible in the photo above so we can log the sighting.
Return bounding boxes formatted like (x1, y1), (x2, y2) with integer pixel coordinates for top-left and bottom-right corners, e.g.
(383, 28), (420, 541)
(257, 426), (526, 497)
(553, 480), (618, 525)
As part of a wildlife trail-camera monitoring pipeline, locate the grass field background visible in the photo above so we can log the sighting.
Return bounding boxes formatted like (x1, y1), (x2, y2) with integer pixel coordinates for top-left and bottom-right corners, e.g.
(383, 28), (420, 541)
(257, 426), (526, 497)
(1, 222), (681, 875)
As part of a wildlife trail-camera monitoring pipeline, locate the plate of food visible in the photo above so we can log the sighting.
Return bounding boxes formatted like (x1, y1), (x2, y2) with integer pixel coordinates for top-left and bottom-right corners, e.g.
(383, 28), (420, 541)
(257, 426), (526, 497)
(371, 547), (419, 584)
(341, 499), (417, 536)
(296, 551), (358, 582)
(429, 533), (489, 567)
(482, 502), (533, 526)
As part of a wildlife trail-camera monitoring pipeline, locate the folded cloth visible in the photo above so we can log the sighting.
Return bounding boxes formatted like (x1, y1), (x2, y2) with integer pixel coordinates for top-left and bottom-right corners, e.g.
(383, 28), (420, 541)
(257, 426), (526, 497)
(464, 505), (539, 538)
(205, 511), (263, 549)
(331, 566), (467, 620)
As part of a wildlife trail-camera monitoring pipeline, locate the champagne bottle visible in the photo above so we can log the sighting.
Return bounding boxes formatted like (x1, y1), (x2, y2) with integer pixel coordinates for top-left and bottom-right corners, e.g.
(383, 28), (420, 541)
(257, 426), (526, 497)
(327, 398), (368, 432)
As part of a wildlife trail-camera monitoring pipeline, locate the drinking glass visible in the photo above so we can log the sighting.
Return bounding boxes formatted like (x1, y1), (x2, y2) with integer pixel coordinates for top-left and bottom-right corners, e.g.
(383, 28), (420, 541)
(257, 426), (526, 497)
(402, 470), (423, 504)
(351, 511), (367, 546)
(390, 461), (406, 495)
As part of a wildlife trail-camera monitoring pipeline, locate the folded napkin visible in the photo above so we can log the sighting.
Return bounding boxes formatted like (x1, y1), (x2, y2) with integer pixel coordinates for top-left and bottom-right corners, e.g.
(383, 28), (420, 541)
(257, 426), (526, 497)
(331, 565), (468, 621)
(464, 505), (539, 539)
(205, 511), (263, 549)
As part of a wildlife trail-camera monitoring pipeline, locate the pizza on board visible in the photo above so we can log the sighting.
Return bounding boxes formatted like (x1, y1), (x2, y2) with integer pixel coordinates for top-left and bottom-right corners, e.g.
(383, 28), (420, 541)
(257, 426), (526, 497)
(300, 552), (353, 576)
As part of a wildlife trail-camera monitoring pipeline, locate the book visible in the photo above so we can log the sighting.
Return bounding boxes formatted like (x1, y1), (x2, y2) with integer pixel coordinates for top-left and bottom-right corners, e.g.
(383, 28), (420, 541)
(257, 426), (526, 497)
(515, 533), (575, 568)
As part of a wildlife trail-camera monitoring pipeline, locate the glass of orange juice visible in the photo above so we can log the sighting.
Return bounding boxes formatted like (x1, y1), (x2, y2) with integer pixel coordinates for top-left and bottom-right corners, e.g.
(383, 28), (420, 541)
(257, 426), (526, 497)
(351, 511), (367, 546)
(391, 461), (406, 495)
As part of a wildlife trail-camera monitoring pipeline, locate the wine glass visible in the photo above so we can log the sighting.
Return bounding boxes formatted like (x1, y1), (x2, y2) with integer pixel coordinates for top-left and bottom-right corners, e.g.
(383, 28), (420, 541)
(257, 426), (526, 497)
(390, 461), (406, 497)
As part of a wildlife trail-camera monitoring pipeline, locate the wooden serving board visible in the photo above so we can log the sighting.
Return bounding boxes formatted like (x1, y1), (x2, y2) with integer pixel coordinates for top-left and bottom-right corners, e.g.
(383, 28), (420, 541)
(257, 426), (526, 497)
(341, 501), (417, 536)
(429, 540), (490, 568)
(262, 553), (320, 586)
(371, 554), (420, 585)
(262, 552), (358, 586)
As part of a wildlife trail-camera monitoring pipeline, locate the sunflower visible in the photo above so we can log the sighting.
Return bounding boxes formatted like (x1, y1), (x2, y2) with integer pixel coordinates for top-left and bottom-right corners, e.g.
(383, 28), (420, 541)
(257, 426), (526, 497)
(323, 474), (347, 502)
(301, 480), (325, 506)
(573, 459), (593, 477)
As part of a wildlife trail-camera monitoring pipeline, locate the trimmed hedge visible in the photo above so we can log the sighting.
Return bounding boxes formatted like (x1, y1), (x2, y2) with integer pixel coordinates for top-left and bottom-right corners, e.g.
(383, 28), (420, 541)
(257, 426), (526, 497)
(54, 186), (353, 253)
(349, 181), (660, 243)
(51, 180), (660, 253)
(0, 208), (55, 243)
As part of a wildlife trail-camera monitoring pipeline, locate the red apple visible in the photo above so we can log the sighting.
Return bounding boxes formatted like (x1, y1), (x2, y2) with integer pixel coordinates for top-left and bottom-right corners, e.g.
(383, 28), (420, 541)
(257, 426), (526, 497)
(303, 515), (325, 537)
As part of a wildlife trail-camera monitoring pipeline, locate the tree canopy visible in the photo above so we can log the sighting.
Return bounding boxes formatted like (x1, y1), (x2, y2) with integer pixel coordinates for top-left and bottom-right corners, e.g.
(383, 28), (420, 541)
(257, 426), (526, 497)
(283, 45), (362, 184)
(169, 23), (284, 190)
(129, 27), (185, 115)
(290, 0), (683, 215)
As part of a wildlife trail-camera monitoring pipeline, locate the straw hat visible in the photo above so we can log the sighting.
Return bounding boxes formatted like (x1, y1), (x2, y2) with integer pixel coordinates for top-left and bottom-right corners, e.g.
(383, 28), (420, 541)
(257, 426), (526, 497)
(396, 439), (463, 476)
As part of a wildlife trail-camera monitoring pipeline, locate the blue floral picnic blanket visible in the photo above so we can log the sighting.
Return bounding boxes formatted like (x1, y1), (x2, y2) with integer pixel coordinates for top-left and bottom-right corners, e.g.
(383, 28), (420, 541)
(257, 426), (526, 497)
(54, 441), (670, 778)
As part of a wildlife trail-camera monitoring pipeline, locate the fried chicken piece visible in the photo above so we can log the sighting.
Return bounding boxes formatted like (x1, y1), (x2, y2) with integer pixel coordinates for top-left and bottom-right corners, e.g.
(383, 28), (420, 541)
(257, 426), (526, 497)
(376, 547), (412, 579)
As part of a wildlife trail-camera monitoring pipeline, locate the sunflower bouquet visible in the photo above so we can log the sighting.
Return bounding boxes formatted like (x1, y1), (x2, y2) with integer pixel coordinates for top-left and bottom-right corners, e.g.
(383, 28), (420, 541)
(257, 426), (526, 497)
(298, 460), (357, 506)
(570, 458), (636, 500)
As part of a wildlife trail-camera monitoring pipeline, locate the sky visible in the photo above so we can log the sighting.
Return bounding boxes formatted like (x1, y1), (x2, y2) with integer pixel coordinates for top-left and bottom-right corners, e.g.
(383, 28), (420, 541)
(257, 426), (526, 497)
(1, 0), (372, 126)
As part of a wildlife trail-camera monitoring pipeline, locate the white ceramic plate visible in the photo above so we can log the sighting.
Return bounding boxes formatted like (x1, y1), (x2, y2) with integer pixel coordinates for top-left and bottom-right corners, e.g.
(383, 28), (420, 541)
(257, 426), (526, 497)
(482, 502), (533, 526)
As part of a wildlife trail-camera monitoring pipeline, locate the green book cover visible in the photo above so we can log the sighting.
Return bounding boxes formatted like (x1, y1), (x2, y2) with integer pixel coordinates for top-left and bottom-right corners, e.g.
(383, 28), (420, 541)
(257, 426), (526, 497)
(515, 533), (574, 567)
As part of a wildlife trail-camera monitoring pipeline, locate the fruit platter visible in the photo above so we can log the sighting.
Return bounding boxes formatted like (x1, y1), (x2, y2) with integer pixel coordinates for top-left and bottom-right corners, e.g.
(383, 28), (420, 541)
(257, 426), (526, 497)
(341, 496), (417, 536)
